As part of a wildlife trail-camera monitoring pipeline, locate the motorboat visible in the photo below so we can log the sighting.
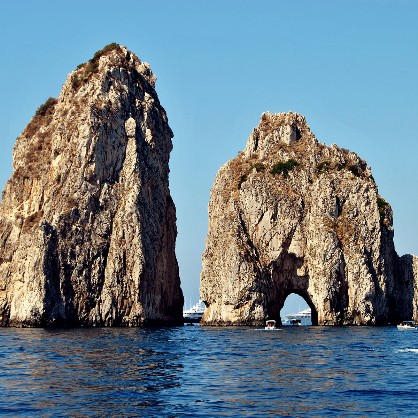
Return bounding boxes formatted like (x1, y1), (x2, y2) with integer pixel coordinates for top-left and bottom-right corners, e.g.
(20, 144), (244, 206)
(283, 307), (311, 326)
(265, 320), (277, 330)
(397, 320), (418, 330)
(183, 300), (205, 323)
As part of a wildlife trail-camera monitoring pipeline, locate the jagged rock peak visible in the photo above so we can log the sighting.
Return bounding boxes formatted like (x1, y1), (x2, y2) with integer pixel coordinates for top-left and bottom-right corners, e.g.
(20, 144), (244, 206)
(245, 111), (315, 158)
(0, 43), (183, 327)
(68, 43), (157, 91)
(200, 112), (416, 326)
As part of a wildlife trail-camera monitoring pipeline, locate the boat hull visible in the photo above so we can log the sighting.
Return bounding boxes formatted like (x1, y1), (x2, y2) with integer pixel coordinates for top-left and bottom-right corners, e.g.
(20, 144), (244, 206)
(183, 316), (202, 324)
(397, 321), (417, 330)
(183, 300), (205, 324)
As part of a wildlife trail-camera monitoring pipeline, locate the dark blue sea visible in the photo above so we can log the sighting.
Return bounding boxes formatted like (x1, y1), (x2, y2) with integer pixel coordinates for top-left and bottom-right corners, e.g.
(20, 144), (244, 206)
(1, 325), (417, 417)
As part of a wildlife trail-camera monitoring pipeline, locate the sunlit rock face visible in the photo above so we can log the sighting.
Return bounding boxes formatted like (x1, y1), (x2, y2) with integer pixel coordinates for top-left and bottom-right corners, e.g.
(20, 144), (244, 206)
(200, 112), (416, 326)
(0, 44), (183, 326)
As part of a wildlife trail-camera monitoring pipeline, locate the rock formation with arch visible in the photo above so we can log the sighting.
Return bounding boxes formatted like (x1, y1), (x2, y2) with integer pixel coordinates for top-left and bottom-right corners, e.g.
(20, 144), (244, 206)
(0, 44), (183, 326)
(200, 112), (418, 325)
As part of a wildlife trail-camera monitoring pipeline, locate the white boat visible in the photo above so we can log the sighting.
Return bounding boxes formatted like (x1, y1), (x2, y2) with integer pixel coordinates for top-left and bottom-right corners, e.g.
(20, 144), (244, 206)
(265, 320), (277, 330)
(183, 300), (205, 323)
(397, 320), (418, 330)
(283, 307), (311, 326)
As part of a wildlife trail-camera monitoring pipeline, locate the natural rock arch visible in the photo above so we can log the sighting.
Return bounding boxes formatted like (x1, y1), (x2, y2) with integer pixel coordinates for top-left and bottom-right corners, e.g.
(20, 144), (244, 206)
(279, 291), (317, 326)
(262, 253), (318, 325)
(200, 112), (417, 326)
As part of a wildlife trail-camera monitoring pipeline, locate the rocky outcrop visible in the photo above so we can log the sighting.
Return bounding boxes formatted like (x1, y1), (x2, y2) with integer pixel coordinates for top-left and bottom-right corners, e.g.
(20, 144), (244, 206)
(200, 112), (416, 325)
(0, 43), (183, 326)
(397, 255), (418, 321)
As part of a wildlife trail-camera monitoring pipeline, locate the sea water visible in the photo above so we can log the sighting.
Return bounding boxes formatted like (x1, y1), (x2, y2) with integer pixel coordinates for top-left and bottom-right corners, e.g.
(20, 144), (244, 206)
(1, 325), (417, 417)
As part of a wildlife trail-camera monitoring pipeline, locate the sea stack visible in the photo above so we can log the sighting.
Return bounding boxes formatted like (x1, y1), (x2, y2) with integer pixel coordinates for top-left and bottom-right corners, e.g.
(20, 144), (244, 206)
(0, 44), (183, 326)
(200, 112), (418, 325)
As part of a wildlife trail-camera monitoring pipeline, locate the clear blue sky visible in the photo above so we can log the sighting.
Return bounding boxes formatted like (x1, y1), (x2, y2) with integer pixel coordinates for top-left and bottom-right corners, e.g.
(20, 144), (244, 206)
(0, 0), (417, 315)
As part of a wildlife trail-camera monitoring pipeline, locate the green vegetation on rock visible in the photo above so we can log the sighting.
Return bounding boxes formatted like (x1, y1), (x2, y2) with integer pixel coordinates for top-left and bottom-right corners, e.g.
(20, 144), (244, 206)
(72, 43), (121, 90)
(252, 162), (265, 172)
(270, 159), (299, 178)
(316, 160), (331, 174)
(35, 97), (57, 118)
(377, 195), (389, 223)
(238, 174), (247, 189)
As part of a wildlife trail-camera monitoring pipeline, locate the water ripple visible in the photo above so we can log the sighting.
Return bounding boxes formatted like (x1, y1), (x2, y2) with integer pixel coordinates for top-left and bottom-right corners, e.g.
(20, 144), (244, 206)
(0, 326), (417, 416)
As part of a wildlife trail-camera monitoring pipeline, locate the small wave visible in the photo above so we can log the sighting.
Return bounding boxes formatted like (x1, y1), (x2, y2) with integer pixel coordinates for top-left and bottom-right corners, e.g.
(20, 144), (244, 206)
(348, 344), (375, 352)
(254, 329), (283, 332)
(396, 348), (418, 353)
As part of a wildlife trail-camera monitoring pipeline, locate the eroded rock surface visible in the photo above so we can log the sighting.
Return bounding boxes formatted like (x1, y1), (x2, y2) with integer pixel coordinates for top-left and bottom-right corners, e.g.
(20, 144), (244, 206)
(201, 112), (416, 325)
(0, 44), (183, 326)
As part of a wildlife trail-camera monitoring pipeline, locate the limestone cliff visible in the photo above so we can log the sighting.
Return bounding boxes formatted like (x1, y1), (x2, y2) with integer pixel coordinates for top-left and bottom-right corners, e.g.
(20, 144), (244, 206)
(200, 112), (416, 325)
(0, 43), (183, 326)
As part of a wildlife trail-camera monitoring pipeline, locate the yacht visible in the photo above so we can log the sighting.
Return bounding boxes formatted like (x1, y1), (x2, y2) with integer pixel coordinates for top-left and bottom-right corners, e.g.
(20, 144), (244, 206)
(183, 300), (205, 323)
(283, 307), (311, 326)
